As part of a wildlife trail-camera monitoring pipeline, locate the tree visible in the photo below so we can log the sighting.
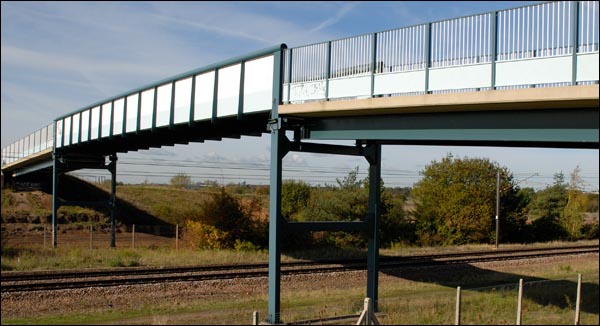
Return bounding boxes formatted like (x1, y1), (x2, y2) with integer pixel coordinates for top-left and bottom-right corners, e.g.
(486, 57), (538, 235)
(527, 172), (569, 241)
(411, 154), (526, 246)
(281, 180), (311, 221)
(170, 173), (192, 188)
(301, 167), (410, 248)
(561, 166), (589, 240)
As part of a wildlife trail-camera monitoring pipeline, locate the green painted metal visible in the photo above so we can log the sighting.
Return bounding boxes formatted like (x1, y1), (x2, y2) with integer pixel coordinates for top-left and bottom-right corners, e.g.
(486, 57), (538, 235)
(366, 143), (381, 311)
(152, 86), (158, 132)
(304, 108), (599, 147)
(267, 46), (286, 325)
(109, 154), (117, 248)
(309, 129), (599, 144)
(571, 1), (579, 85)
(109, 100), (115, 139)
(370, 33), (377, 97)
(238, 61), (246, 120)
(212, 69), (219, 124)
(169, 82), (176, 128)
(285, 221), (368, 232)
(491, 11), (498, 89)
(424, 23), (432, 93)
(54, 44), (287, 121)
(136, 91), (142, 134)
(189, 75), (196, 126)
(52, 154), (59, 249)
(325, 41), (332, 100)
(286, 48), (293, 104)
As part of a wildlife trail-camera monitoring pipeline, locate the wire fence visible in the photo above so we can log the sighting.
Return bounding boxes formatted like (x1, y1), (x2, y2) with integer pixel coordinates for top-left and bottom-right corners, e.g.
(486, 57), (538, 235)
(1, 224), (182, 249)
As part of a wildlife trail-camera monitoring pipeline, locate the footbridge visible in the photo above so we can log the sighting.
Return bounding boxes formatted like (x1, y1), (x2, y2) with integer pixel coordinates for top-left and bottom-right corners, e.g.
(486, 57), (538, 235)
(2, 1), (598, 323)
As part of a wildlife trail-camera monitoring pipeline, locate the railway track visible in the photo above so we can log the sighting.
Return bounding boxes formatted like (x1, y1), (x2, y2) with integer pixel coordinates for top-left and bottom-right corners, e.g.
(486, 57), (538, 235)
(1, 244), (597, 292)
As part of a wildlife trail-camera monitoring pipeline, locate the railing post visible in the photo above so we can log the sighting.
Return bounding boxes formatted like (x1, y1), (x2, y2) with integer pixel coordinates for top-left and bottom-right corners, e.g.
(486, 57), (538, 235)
(571, 1), (580, 85)
(491, 11), (498, 90)
(325, 41), (332, 101)
(370, 33), (377, 98)
(425, 23), (432, 94)
(287, 49), (294, 104)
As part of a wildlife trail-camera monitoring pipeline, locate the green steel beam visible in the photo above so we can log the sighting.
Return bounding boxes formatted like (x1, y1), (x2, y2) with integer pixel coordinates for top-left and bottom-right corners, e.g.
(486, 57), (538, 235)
(304, 109), (599, 148)
(284, 221), (368, 233)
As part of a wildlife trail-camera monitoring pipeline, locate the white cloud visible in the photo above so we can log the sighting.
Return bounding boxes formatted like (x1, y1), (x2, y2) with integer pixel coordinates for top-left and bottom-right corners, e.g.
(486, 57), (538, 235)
(310, 2), (359, 33)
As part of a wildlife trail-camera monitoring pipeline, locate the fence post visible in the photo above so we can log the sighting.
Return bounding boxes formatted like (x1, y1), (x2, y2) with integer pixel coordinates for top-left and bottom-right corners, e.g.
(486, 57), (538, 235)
(132, 224), (135, 249)
(455, 286), (461, 325)
(89, 225), (93, 250)
(574, 273), (582, 325)
(516, 279), (523, 325)
(253, 311), (259, 325)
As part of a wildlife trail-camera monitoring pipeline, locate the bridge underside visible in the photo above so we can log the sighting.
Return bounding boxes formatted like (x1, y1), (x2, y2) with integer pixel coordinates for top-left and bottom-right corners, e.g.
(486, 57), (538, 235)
(280, 85), (599, 149)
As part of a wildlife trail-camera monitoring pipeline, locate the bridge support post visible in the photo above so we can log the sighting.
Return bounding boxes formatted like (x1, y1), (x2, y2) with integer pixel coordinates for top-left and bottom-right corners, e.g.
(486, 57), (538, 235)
(108, 154), (118, 248)
(365, 143), (381, 311)
(267, 119), (287, 324)
(51, 153), (59, 249)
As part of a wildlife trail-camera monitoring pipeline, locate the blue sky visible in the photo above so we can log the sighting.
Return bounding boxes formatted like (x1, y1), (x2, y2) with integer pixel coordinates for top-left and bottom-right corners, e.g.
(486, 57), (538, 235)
(1, 1), (598, 191)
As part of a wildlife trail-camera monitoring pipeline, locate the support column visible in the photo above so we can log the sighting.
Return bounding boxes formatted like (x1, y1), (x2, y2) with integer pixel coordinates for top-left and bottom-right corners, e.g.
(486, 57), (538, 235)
(51, 153), (60, 249)
(267, 122), (286, 324)
(108, 154), (118, 248)
(366, 143), (381, 311)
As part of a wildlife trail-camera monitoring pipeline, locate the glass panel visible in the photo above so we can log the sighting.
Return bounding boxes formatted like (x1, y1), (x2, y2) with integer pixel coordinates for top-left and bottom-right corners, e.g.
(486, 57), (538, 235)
(64, 117), (71, 146)
(81, 110), (90, 142)
(41, 127), (47, 150)
(31, 133), (36, 154)
(72, 113), (80, 144)
(34, 130), (41, 152)
(91, 106), (100, 140)
(24, 136), (30, 155)
(194, 71), (215, 121)
(217, 64), (241, 117)
(244, 55), (274, 113)
(18, 139), (24, 158)
(156, 83), (172, 127)
(140, 89), (155, 130)
(113, 98), (124, 136)
(174, 77), (192, 124)
(126, 93), (139, 133)
(101, 102), (112, 138)
(56, 120), (63, 147)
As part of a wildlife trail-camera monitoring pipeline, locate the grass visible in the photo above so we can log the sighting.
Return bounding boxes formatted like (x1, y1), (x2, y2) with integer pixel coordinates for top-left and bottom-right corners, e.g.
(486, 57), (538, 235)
(2, 239), (598, 272)
(1, 241), (598, 324)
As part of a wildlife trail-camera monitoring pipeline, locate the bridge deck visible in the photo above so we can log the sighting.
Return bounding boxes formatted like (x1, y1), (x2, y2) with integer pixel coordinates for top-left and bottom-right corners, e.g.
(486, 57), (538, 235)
(279, 84), (599, 117)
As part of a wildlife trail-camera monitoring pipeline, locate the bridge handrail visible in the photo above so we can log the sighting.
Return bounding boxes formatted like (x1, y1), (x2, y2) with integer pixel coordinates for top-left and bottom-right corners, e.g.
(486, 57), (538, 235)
(283, 0), (598, 102)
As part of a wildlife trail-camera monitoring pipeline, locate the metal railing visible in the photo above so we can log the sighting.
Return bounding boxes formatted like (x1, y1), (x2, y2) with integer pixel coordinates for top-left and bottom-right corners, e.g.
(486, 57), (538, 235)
(1, 123), (53, 166)
(283, 0), (599, 102)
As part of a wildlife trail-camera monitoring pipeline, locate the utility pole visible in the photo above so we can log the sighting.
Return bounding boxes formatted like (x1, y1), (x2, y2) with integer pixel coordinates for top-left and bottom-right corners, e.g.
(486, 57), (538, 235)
(495, 170), (500, 249)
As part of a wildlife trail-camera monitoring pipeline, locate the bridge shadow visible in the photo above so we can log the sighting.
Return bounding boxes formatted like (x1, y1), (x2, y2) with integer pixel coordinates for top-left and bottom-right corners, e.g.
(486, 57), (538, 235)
(17, 171), (172, 230)
(380, 259), (599, 315)
(58, 175), (171, 228)
(282, 246), (598, 315)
